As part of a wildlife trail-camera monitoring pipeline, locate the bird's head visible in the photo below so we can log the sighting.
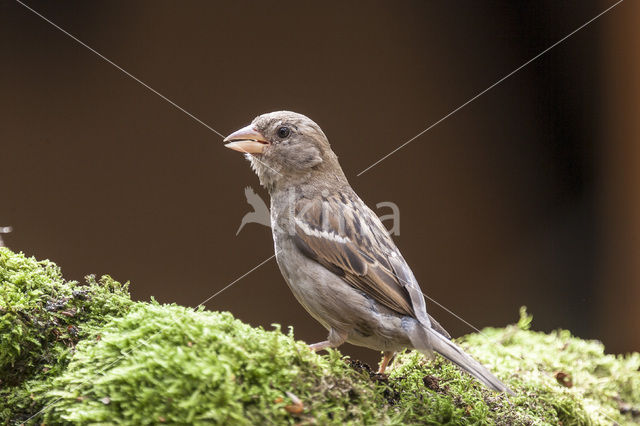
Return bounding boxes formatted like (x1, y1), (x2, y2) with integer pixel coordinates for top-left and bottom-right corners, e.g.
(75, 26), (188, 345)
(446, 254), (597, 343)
(224, 111), (346, 191)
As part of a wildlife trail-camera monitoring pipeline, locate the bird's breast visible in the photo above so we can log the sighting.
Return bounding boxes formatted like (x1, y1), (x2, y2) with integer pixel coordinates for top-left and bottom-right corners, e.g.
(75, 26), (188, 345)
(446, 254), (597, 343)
(272, 233), (413, 351)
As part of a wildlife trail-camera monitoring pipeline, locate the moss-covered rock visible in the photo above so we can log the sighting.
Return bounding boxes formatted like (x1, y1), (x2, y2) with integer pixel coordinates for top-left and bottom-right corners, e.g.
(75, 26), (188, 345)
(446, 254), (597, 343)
(1, 247), (639, 425)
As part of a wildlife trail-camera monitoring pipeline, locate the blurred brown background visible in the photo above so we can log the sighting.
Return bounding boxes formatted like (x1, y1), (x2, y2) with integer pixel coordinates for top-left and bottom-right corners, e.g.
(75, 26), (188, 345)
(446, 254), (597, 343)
(1, 1), (638, 365)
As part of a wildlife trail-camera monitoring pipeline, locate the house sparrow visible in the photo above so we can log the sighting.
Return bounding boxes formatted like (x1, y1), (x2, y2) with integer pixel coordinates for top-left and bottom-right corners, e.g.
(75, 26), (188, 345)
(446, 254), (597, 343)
(224, 111), (513, 394)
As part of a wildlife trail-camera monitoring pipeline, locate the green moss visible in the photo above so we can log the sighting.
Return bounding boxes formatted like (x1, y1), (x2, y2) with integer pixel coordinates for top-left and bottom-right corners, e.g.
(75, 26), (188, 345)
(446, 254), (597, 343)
(1, 247), (639, 425)
(39, 303), (388, 425)
(457, 321), (640, 425)
(381, 306), (640, 425)
(0, 248), (133, 423)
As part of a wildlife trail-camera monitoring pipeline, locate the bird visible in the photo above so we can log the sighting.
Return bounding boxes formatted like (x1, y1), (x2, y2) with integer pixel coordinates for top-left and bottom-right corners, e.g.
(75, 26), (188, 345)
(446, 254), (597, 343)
(236, 186), (271, 235)
(223, 111), (513, 394)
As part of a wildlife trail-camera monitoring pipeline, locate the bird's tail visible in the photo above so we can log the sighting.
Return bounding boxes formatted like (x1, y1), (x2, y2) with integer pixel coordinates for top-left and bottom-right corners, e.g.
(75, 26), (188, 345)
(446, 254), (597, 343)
(409, 325), (514, 395)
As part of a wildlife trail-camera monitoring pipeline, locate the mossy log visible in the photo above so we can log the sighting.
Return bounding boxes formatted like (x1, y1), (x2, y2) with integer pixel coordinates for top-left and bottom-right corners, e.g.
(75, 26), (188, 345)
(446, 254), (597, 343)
(1, 247), (639, 425)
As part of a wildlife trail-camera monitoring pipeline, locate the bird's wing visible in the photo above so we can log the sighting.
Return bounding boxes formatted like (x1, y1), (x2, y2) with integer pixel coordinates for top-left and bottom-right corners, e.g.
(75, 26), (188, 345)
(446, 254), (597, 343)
(292, 191), (431, 326)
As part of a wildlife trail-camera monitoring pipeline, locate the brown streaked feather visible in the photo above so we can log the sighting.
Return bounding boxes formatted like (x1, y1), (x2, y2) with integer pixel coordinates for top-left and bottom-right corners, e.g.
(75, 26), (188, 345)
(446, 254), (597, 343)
(292, 191), (434, 327)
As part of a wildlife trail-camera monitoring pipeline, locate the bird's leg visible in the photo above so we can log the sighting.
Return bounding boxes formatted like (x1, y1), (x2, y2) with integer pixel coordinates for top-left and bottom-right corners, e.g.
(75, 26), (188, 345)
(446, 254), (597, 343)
(377, 351), (396, 374)
(309, 328), (347, 352)
(309, 341), (332, 351)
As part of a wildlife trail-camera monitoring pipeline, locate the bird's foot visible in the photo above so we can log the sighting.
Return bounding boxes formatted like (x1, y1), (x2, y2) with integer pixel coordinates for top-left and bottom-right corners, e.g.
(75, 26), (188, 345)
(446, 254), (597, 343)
(377, 351), (396, 374)
(309, 329), (348, 352)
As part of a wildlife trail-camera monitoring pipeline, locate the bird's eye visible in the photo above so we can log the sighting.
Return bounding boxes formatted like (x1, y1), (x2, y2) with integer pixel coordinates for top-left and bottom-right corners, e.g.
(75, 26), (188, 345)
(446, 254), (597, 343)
(277, 126), (291, 139)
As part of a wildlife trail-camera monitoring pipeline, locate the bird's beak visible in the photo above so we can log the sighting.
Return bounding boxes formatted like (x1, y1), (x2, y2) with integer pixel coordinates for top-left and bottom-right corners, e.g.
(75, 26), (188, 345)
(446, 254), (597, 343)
(223, 125), (269, 154)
